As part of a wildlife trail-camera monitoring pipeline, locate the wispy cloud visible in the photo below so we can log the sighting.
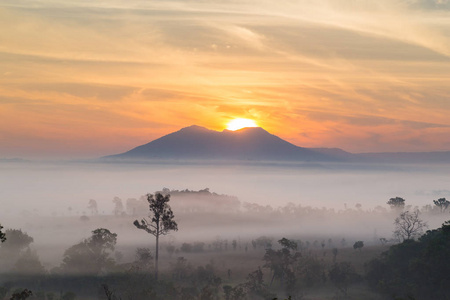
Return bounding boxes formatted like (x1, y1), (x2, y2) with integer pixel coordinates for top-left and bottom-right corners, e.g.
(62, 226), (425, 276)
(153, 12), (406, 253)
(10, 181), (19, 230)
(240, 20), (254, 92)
(1, 0), (450, 157)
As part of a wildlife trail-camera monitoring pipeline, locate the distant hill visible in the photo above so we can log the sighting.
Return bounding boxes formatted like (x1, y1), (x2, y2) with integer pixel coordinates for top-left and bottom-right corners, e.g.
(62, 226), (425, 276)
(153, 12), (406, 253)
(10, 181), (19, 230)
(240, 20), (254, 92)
(101, 125), (450, 164)
(309, 147), (355, 160)
(102, 125), (337, 162)
(356, 151), (450, 164)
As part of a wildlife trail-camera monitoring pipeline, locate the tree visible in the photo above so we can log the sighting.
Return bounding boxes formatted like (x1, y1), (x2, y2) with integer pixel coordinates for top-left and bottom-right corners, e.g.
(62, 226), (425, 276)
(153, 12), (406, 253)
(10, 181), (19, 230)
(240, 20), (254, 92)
(433, 197), (450, 213)
(133, 192), (178, 280)
(263, 238), (300, 287)
(1, 229), (33, 259)
(87, 199), (98, 215)
(328, 262), (357, 296)
(131, 247), (153, 273)
(0, 224), (5, 243)
(387, 197), (405, 209)
(10, 289), (32, 300)
(366, 221), (450, 299)
(353, 241), (364, 251)
(14, 248), (45, 274)
(112, 197), (124, 216)
(394, 210), (427, 242)
(62, 228), (117, 274)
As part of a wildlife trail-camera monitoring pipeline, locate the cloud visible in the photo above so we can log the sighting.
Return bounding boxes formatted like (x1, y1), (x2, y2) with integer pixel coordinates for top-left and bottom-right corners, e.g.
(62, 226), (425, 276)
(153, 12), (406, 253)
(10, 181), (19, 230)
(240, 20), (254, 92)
(14, 83), (138, 102)
(1, 0), (450, 157)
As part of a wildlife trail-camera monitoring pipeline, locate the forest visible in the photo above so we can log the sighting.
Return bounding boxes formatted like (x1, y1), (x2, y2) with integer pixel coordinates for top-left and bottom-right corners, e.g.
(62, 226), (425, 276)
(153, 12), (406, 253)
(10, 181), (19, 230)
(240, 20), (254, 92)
(1, 188), (450, 300)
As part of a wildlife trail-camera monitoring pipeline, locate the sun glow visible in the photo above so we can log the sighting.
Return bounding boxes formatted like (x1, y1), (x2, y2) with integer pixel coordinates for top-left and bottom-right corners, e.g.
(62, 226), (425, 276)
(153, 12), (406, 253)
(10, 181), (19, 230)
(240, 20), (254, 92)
(226, 118), (258, 131)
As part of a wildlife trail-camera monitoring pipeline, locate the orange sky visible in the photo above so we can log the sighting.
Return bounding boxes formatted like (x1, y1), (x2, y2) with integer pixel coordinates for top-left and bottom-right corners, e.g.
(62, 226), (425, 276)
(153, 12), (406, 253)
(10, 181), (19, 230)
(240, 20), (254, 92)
(1, 0), (450, 158)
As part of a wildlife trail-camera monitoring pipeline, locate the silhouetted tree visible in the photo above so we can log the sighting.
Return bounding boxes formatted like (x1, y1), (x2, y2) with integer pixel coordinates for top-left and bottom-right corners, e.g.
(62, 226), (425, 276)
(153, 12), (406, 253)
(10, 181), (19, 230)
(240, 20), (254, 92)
(366, 221), (450, 299)
(2, 229), (33, 252)
(387, 197), (405, 209)
(0, 224), (5, 243)
(62, 228), (117, 274)
(14, 248), (45, 274)
(10, 289), (32, 300)
(263, 238), (300, 287)
(244, 267), (274, 299)
(393, 210), (427, 242)
(278, 237), (297, 251)
(353, 241), (364, 251)
(133, 192), (178, 280)
(1, 229), (33, 262)
(102, 284), (121, 300)
(433, 197), (450, 213)
(329, 262), (357, 296)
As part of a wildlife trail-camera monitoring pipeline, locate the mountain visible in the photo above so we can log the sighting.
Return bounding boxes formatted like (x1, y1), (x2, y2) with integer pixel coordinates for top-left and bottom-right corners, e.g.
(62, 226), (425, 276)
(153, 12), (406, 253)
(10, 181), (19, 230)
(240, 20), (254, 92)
(356, 151), (450, 164)
(102, 125), (337, 162)
(101, 125), (450, 164)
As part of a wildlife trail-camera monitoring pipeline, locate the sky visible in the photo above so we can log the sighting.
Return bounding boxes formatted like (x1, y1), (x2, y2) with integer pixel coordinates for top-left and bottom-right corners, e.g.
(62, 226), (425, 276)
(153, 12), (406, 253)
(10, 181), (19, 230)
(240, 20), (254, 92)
(1, 0), (450, 159)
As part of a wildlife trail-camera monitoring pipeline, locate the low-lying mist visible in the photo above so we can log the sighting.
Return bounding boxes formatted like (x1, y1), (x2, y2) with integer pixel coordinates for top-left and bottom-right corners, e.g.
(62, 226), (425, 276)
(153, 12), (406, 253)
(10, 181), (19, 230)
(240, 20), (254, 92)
(1, 160), (449, 275)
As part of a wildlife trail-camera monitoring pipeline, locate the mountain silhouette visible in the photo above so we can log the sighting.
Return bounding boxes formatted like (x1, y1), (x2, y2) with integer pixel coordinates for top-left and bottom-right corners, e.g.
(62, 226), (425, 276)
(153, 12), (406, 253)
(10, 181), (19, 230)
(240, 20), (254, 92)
(103, 125), (336, 162)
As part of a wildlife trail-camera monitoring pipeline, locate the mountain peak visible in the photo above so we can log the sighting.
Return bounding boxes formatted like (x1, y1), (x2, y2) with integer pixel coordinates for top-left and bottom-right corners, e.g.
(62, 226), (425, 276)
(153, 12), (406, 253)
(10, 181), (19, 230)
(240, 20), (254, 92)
(103, 124), (335, 162)
(222, 126), (267, 133)
(178, 125), (211, 132)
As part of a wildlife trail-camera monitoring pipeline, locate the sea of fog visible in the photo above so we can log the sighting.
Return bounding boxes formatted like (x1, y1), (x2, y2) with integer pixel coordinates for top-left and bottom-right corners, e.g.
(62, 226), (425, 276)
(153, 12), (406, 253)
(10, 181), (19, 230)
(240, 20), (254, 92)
(1, 160), (449, 218)
(1, 160), (450, 268)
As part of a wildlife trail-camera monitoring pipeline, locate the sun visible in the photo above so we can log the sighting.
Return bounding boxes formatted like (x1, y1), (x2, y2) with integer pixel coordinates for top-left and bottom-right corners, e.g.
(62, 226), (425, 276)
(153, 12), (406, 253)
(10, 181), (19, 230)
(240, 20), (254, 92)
(226, 118), (258, 131)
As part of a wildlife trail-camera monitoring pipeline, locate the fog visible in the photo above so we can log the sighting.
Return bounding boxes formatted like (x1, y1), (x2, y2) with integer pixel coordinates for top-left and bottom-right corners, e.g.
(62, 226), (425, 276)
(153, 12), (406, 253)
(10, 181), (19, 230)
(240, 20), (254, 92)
(2, 160), (449, 214)
(1, 160), (449, 298)
(0, 162), (450, 266)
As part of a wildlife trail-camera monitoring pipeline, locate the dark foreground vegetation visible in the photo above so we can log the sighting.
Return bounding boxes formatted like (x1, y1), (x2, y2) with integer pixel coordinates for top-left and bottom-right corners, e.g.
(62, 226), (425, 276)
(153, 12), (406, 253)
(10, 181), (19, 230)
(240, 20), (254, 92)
(1, 190), (450, 300)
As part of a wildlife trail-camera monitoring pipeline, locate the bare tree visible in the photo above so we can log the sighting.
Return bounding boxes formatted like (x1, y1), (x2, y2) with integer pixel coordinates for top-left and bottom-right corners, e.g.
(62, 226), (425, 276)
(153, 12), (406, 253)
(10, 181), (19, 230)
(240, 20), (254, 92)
(133, 193), (178, 280)
(393, 210), (427, 242)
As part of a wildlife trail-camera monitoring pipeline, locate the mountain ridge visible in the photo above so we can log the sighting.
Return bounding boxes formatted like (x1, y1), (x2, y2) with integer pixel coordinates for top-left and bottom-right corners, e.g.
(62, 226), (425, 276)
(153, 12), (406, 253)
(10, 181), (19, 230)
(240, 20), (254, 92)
(103, 125), (337, 162)
(102, 125), (450, 164)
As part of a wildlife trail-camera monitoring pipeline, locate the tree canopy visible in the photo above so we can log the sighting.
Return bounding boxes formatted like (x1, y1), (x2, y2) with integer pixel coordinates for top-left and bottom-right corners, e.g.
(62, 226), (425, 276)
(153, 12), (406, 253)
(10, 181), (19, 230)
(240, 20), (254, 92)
(366, 220), (450, 299)
(433, 197), (450, 213)
(1, 229), (33, 255)
(387, 197), (405, 209)
(61, 228), (117, 274)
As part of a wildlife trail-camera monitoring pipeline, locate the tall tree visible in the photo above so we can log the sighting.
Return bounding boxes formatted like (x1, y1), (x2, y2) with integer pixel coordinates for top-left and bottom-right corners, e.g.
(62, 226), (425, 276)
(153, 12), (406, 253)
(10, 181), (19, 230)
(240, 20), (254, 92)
(133, 193), (178, 280)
